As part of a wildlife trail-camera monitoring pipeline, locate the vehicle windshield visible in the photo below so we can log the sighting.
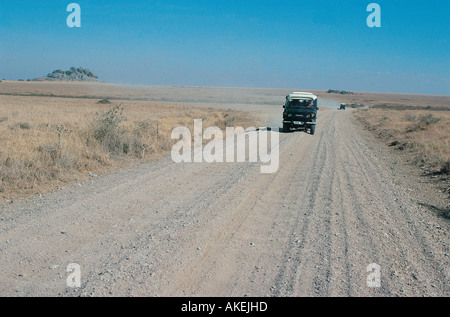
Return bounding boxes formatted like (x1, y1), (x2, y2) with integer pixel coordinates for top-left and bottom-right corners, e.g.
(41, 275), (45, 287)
(287, 99), (315, 109)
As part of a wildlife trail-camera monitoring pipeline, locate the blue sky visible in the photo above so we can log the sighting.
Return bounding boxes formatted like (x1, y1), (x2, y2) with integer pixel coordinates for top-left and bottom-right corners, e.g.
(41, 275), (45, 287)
(0, 0), (449, 94)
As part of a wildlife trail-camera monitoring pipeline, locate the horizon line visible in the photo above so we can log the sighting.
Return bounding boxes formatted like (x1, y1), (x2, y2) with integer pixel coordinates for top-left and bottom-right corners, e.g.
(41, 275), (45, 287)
(1, 79), (449, 97)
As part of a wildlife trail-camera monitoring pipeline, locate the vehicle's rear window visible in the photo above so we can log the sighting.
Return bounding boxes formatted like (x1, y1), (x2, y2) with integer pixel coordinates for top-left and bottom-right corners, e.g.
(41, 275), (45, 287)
(287, 99), (314, 108)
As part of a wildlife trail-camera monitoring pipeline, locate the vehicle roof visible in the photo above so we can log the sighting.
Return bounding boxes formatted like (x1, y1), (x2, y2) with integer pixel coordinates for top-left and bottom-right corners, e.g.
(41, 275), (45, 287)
(287, 92), (317, 100)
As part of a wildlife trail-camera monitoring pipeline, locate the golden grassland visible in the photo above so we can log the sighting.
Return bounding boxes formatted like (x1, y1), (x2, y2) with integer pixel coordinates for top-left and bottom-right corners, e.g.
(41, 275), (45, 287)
(0, 92), (262, 201)
(354, 108), (449, 172)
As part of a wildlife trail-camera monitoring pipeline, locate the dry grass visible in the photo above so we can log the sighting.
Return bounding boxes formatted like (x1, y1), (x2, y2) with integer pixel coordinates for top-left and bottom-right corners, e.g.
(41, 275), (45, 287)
(320, 89), (450, 176)
(355, 108), (450, 174)
(0, 94), (262, 201)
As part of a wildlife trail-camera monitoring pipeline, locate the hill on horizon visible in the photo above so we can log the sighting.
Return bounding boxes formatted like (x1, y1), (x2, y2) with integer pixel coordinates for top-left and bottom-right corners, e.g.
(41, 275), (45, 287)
(33, 67), (100, 82)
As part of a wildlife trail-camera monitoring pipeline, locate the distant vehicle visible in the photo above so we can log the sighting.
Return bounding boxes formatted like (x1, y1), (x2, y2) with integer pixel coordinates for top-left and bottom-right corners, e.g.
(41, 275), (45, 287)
(282, 92), (318, 135)
(339, 103), (347, 110)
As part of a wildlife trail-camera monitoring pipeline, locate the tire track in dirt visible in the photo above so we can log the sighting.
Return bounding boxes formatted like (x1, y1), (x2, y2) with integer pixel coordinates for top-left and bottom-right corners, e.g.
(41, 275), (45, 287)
(289, 114), (336, 297)
(161, 129), (314, 296)
(337, 114), (448, 296)
(270, 111), (335, 296)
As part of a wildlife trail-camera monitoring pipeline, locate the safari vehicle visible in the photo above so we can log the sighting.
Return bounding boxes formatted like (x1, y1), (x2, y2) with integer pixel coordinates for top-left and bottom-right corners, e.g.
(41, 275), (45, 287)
(339, 103), (347, 110)
(283, 92), (318, 135)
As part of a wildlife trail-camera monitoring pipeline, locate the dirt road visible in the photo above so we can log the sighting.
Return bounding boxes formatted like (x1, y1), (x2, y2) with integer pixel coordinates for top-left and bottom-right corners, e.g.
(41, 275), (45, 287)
(0, 108), (448, 297)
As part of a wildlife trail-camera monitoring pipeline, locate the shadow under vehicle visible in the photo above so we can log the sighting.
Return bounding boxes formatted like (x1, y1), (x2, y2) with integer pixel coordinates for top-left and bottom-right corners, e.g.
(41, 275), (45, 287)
(282, 92), (319, 135)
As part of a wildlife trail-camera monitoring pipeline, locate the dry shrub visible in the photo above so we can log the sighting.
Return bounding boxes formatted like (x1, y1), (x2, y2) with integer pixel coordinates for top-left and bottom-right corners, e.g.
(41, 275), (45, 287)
(440, 161), (450, 174)
(91, 104), (129, 155)
(406, 114), (441, 133)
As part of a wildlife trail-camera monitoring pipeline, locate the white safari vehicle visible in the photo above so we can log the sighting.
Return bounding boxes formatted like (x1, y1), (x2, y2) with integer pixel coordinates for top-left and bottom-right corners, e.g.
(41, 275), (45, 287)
(282, 92), (319, 135)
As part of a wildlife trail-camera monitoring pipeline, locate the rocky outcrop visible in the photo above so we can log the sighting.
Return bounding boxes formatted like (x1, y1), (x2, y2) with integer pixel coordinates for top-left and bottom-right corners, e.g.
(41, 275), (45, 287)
(33, 67), (100, 82)
(327, 89), (356, 95)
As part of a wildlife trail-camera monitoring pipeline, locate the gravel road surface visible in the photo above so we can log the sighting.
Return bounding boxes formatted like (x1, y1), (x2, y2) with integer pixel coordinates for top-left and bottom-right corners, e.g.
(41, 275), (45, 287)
(0, 108), (448, 297)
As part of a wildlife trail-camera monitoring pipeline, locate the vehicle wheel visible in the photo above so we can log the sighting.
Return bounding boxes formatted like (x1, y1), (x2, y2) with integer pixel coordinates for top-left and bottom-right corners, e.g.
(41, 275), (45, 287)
(310, 125), (316, 135)
(283, 123), (290, 132)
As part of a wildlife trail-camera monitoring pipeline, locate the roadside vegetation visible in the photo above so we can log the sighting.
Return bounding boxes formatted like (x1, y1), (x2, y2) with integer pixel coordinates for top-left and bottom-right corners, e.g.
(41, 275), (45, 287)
(0, 96), (262, 202)
(355, 107), (450, 176)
